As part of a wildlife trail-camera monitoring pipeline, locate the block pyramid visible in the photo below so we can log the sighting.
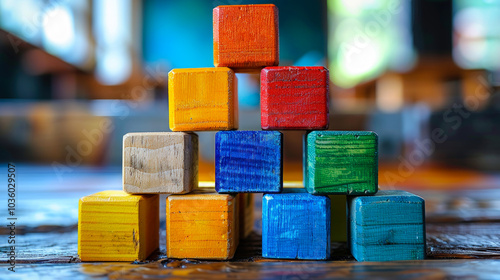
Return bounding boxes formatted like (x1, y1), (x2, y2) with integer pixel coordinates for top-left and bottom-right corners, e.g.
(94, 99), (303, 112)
(78, 4), (425, 262)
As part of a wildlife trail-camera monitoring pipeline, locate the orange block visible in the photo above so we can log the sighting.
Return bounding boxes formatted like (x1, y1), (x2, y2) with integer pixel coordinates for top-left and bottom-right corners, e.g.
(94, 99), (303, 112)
(168, 68), (238, 131)
(166, 191), (239, 260)
(213, 4), (279, 70)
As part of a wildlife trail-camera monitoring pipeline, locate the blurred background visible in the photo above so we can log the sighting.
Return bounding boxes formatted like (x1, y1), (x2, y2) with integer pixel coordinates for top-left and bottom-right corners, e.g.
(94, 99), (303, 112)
(1, 0), (500, 186)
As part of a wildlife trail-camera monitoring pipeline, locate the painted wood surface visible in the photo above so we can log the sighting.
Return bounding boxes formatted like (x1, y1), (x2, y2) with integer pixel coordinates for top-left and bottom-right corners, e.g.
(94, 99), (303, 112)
(260, 66), (329, 130)
(305, 131), (378, 195)
(14, 259), (500, 279)
(78, 190), (159, 261)
(168, 67), (237, 131)
(122, 132), (198, 194)
(349, 190), (426, 262)
(238, 193), (255, 239)
(262, 190), (330, 260)
(215, 131), (283, 193)
(166, 191), (238, 260)
(11, 165), (500, 279)
(12, 165), (500, 279)
(213, 4), (279, 70)
(330, 195), (348, 242)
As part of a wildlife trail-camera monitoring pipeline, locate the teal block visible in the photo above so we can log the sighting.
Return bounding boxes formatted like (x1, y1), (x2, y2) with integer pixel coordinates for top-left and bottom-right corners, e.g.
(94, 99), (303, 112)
(351, 244), (425, 262)
(349, 190), (426, 262)
(305, 131), (378, 195)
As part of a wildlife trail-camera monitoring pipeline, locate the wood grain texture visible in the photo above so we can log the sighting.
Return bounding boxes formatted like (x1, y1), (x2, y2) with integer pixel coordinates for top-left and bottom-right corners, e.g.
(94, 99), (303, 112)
(262, 189), (330, 260)
(213, 4), (279, 70)
(14, 165), (500, 279)
(78, 190), (159, 261)
(123, 132), (198, 194)
(238, 193), (255, 239)
(168, 68), (238, 131)
(330, 195), (348, 242)
(348, 190), (426, 262)
(261, 66), (329, 130)
(215, 131), (283, 193)
(305, 131), (378, 195)
(426, 223), (500, 259)
(166, 191), (239, 260)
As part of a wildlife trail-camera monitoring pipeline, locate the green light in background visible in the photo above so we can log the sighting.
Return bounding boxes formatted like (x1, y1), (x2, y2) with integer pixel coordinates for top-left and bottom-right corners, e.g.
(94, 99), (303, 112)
(328, 0), (415, 88)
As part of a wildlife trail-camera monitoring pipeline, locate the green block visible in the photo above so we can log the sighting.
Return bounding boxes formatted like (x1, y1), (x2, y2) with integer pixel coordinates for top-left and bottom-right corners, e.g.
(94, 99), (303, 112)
(305, 131), (378, 195)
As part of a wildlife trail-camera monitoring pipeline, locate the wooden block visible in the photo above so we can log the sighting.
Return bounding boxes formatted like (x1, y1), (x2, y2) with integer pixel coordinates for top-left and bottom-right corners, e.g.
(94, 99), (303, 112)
(262, 189), (330, 260)
(166, 191), (238, 260)
(348, 190), (426, 262)
(168, 68), (237, 131)
(78, 191), (159, 261)
(305, 131), (378, 195)
(238, 193), (254, 239)
(215, 131), (282, 193)
(213, 4), (279, 70)
(330, 195), (348, 242)
(123, 132), (198, 194)
(261, 66), (329, 130)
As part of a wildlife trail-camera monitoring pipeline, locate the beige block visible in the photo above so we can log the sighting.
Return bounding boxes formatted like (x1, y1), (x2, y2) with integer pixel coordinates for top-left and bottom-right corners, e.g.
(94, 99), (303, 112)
(123, 132), (198, 194)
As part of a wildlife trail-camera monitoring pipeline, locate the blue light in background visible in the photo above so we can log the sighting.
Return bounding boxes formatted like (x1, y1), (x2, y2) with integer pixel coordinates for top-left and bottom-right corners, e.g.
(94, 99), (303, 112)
(142, 0), (214, 69)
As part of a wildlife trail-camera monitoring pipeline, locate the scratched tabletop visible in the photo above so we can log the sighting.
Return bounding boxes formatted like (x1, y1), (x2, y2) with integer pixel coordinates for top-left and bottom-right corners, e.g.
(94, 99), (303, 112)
(2, 164), (500, 279)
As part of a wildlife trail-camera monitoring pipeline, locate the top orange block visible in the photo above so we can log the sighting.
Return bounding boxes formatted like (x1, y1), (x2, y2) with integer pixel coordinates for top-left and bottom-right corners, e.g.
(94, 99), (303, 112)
(213, 4), (279, 70)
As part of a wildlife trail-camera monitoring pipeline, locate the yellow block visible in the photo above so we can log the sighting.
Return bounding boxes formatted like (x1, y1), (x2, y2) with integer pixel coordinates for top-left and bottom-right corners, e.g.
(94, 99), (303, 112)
(168, 67), (238, 131)
(78, 190), (159, 261)
(166, 191), (238, 260)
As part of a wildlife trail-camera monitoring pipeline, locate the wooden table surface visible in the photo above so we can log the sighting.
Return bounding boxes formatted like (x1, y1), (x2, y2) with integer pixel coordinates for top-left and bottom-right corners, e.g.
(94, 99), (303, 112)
(2, 164), (500, 279)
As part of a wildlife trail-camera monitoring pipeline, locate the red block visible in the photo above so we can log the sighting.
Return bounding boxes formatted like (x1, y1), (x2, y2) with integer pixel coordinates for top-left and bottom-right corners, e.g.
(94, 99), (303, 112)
(260, 66), (329, 130)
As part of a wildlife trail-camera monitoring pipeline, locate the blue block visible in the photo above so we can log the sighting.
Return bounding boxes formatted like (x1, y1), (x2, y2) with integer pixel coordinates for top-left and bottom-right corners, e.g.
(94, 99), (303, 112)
(262, 189), (330, 260)
(349, 190), (426, 262)
(216, 131), (282, 193)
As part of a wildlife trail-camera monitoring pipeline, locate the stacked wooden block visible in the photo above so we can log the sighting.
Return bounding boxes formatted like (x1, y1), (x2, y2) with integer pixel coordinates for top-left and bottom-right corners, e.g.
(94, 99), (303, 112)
(77, 4), (426, 263)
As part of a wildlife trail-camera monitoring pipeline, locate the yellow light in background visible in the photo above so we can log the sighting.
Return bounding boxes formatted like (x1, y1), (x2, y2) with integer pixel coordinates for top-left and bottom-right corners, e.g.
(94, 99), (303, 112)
(453, 7), (486, 69)
(42, 5), (75, 51)
(0, 0), (43, 41)
(454, 7), (485, 38)
(93, 0), (132, 85)
(330, 16), (388, 88)
(456, 39), (487, 64)
(97, 0), (126, 45)
(95, 48), (132, 86)
(338, 38), (383, 77)
(0, 0), (92, 69)
(337, 0), (384, 15)
(376, 74), (404, 112)
(339, 0), (366, 15)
